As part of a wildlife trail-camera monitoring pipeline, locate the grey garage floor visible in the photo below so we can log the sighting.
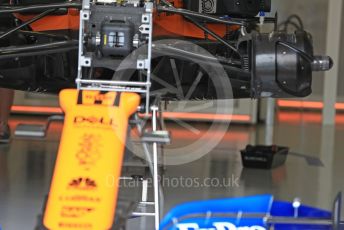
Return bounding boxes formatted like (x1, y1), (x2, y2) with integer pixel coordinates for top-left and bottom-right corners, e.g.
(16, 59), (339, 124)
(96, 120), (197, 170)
(0, 112), (344, 230)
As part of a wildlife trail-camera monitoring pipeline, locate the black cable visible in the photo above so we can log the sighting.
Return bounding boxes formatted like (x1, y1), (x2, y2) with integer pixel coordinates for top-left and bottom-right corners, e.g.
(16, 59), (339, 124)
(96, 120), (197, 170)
(185, 16), (239, 54)
(239, 17), (276, 24)
(155, 44), (241, 66)
(278, 14), (304, 32)
(18, 30), (70, 40)
(0, 8), (56, 40)
(0, 2), (81, 13)
(286, 14), (304, 30)
(0, 46), (77, 60)
(279, 21), (302, 32)
(157, 5), (245, 26)
(160, 0), (173, 7)
(276, 41), (314, 62)
(157, 3), (240, 55)
(0, 40), (78, 53)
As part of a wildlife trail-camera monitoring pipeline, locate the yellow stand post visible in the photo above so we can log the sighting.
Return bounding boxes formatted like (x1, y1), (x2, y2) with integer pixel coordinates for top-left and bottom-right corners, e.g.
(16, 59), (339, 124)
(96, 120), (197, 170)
(43, 89), (140, 230)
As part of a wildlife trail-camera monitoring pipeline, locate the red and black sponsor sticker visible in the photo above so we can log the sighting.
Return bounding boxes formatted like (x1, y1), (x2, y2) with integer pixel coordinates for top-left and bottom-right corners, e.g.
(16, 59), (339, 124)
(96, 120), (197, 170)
(68, 177), (97, 190)
(60, 206), (94, 218)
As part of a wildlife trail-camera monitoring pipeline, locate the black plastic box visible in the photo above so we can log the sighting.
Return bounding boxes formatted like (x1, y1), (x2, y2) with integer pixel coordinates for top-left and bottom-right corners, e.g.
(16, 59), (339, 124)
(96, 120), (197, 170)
(184, 0), (271, 17)
(241, 145), (289, 169)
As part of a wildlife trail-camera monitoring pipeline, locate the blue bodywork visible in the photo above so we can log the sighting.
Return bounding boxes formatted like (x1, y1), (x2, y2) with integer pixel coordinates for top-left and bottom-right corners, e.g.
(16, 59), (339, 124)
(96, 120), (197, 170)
(160, 195), (332, 230)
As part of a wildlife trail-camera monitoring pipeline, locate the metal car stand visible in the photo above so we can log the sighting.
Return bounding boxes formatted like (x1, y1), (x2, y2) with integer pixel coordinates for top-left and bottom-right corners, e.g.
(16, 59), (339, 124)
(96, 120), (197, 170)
(75, 1), (167, 229)
(128, 99), (170, 230)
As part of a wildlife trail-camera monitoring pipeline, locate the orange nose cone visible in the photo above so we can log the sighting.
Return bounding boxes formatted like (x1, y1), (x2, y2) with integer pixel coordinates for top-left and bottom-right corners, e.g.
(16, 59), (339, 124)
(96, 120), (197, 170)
(43, 89), (140, 230)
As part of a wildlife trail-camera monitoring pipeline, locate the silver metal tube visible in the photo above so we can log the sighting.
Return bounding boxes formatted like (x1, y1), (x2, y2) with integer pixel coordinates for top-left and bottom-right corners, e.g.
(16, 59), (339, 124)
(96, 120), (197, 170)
(79, 86), (147, 94)
(140, 201), (155, 205)
(265, 98), (275, 145)
(267, 217), (332, 226)
(77, 79), (151, 86)
(142, 179), (148, 202)
(152, 105), (160, 230)
(146, 3), (154, 114)
(76, 8), (85, 88)
(132, 212), (156, 217)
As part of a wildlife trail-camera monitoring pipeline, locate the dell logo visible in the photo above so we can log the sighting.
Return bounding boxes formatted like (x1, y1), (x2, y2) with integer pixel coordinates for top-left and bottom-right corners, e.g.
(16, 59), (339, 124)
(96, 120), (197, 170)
(74, 116), (114, 126)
